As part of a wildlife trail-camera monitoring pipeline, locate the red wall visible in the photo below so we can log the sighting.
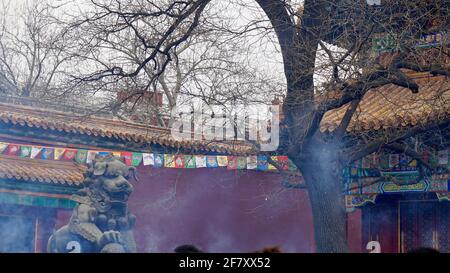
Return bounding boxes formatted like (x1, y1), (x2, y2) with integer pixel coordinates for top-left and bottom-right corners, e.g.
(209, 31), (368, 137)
(49, 166), (364, 253)
(128, 166), (316, 253)
(2, 165), (366, 253)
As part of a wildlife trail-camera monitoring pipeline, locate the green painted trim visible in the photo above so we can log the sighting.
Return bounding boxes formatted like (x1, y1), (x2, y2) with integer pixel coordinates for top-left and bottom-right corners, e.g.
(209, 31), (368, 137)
(372, 31), (449, 53)
(0, 178), (80, 195)
(0, 191), (76, 209)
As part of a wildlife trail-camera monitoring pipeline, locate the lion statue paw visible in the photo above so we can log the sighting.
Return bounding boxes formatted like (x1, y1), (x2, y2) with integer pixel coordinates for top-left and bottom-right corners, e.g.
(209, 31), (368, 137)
(98, 231), (125, 253)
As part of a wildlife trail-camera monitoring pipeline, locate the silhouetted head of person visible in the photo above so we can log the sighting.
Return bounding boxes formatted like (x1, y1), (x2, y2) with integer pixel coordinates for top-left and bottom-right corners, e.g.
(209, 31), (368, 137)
(408, 247), (440, 253)
(253, 246), (282, 253)
(174, 244), (204, 253)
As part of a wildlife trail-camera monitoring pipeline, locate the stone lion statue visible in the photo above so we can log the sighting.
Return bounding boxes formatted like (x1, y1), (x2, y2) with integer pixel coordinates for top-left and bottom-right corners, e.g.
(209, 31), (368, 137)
(47, 153), (137, 253)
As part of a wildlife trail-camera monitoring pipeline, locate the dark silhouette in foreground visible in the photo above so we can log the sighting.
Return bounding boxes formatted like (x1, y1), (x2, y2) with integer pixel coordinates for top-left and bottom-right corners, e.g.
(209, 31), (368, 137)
(174, 245), (442, 254)
(174, 245), (204, 253)
(174, 245), (281, 253)
(407, 247), (440, 253)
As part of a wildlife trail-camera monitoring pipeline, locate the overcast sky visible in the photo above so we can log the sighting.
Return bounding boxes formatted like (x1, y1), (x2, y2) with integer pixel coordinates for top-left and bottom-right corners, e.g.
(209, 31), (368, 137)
(2, 0), (335, 113)
(1, 0), (299, 86)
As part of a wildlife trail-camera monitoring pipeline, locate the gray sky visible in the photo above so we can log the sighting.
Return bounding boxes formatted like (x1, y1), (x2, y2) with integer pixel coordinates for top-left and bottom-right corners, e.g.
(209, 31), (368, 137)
(1, 0), (288, 85)
(1, 0), (336, 108)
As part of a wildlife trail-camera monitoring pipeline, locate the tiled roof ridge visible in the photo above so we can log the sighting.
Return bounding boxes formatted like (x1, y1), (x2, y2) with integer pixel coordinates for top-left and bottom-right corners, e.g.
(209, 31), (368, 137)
(316, 73), (447, 102)
(320, 75), (450, 133)
(0, 102), (171, 134)
(0, 101), (256, 155)
(0, 154), (86, 186)
(0, 74), (447, 148)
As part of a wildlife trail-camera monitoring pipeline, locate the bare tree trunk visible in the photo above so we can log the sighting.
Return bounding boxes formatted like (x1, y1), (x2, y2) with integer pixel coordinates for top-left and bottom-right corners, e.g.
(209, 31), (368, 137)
(295, 141), (349, 253)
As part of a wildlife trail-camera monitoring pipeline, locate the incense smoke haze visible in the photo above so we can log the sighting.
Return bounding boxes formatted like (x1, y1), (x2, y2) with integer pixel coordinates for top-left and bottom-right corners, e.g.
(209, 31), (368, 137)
(131, 168), (313, 253)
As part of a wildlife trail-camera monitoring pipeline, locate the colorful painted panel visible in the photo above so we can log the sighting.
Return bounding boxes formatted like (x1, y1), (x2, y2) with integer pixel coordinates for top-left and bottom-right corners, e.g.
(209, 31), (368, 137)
(345, 194), (378, 211)
(381, 180), (429, 193)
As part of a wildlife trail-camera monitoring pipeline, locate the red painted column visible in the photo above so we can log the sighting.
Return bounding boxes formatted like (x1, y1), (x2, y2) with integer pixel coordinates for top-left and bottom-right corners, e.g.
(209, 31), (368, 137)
(347, 209), (363, 253)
